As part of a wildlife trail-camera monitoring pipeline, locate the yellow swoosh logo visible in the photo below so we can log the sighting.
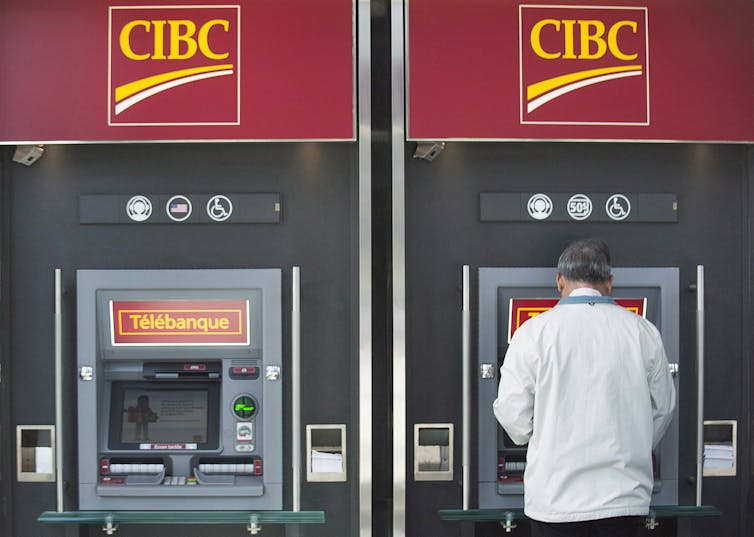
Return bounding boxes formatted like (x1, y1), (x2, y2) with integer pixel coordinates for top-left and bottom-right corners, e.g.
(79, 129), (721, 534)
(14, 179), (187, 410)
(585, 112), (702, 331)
(527, 65), (643, 101)
(115, 64), (234, 103)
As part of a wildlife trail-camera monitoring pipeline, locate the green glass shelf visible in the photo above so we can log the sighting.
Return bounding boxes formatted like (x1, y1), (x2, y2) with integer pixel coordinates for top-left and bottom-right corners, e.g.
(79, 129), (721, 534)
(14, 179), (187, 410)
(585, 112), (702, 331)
(38, 510), (325, 525)
(646, 505), (721, 518)
(438, 505), (721, 523)
(438, 508), (524, 523)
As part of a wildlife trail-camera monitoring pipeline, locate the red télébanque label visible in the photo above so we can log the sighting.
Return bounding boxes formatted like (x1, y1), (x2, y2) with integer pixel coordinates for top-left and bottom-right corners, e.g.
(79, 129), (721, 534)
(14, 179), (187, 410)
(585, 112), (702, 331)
(508, 297), (646, 342)
(111, 299), (249, 345)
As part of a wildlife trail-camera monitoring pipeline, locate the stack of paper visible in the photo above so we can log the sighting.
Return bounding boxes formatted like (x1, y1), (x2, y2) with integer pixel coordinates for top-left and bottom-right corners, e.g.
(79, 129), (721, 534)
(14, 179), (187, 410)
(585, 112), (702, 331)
(703, 443), (734, 469)
(311, 450), (343, 473)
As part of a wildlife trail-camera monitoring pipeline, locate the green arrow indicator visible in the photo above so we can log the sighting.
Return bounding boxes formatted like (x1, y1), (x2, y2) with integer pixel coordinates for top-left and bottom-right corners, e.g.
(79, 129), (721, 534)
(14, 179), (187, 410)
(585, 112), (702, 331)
(232, 395), (257, 419)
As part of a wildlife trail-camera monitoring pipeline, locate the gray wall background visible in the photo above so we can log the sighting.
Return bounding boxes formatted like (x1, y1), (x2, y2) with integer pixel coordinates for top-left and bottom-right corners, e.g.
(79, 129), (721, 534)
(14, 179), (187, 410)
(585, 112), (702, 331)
(402, 142), (752, 537)
(0, 143), (361, 537)
(0, 140), (752, 537)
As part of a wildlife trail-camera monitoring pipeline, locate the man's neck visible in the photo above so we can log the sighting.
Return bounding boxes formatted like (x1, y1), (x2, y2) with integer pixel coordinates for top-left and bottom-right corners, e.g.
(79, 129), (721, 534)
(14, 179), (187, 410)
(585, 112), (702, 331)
(557, 277), (612, 298)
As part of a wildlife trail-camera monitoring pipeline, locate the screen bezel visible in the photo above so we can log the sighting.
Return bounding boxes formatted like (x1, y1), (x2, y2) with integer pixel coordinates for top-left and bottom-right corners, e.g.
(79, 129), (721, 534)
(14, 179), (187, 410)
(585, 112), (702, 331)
(95, 288), (264, 361)
(108, 381), (221, 451)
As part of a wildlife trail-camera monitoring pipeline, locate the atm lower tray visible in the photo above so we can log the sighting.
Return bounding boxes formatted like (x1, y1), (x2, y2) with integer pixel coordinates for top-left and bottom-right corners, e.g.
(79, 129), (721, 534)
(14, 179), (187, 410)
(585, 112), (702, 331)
(39, 510), (325, 534)
(438, 505), (721, 531)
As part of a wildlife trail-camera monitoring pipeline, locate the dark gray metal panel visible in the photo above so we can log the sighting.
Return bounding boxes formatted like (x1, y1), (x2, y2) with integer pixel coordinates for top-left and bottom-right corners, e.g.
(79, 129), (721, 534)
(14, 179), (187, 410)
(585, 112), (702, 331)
(479, 192), (678, 222)
(80, 193), (282, 224)
(479, 193), (522, 222)
(6, 142), (358, 537)
(744, 147), (754, 537)
(404, 142), (748, 537)
(0, 148), (13, 537)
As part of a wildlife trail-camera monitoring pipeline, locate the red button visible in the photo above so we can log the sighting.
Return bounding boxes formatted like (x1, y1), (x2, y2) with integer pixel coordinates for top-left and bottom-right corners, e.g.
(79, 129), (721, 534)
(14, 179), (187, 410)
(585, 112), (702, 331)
(233, 367), (257, 375)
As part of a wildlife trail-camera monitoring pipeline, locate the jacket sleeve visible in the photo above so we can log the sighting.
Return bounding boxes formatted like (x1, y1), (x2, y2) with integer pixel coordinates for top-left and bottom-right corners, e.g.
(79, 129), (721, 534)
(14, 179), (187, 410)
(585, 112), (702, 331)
(492, 332), (537, 445)
(646, 327), (676, 448)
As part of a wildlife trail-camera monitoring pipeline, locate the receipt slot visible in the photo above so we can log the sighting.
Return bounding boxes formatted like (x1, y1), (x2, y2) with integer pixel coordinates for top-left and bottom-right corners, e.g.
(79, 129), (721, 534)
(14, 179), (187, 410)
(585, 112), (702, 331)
(306, 424), (347, 482)
(477, 268), (680, 509)
(17, 425), (56, 482)
(76, 269), (282, 510)
(414, 424), (454, 481)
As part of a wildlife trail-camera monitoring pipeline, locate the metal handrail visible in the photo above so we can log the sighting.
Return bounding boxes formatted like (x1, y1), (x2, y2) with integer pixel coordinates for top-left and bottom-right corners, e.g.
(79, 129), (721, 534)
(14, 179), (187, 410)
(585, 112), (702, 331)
(695, 265), (705, 506)
(54, 269), (64, 512)
(292, 267), (301, 512)
(461, 266), (471, 509)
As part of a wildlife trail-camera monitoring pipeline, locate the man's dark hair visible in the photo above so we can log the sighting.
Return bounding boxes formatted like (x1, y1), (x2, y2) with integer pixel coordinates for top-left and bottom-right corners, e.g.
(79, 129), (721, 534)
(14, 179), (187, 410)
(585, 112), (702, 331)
(557, 238), (612, 284)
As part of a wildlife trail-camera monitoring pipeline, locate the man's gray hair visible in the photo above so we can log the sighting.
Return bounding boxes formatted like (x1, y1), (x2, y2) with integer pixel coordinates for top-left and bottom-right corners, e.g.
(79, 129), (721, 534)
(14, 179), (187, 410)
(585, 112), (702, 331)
(557, 238), (612, 284)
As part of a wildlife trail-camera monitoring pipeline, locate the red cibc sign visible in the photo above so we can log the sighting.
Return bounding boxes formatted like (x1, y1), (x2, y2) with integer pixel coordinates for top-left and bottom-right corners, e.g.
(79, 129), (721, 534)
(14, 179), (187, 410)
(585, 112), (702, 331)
(407, 0), (754, 141)
(508, 297), (646, 343)
(0, 0), (355, 142)
(108, 6), (242, 127)
(519, 5), (649, 126)
(110, 300), (249, 346)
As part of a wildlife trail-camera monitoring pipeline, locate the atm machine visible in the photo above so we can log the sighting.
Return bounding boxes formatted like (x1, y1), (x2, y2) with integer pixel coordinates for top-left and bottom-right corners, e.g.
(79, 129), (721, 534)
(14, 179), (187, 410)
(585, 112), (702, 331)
(76, 269), (283, 510)
(477, 268), (680, 509)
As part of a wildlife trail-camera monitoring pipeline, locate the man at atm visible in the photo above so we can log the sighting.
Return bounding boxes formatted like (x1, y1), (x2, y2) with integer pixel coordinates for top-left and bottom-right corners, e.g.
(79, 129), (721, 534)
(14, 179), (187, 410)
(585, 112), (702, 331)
(493, 238), (676, 537)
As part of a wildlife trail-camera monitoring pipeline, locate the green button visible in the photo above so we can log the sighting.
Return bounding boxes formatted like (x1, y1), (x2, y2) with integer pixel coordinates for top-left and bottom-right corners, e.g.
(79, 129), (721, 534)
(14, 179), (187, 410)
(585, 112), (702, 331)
(233, 395), (257, 419)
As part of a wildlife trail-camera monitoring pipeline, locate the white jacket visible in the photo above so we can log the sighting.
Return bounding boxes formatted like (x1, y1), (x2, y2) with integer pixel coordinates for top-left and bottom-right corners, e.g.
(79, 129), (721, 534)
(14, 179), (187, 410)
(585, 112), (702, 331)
(493, 288), (676, 523)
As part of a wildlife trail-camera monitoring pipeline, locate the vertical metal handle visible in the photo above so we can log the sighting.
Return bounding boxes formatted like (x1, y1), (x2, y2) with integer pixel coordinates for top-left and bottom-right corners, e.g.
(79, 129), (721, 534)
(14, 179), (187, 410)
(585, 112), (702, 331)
(292, 267), (301, 512)
(357, 2), (374, 535)
(391, 1), (407, 535)
(54, 269), (64, 512)
(695, 265), (704, 506)
(461, 266), (471, 510)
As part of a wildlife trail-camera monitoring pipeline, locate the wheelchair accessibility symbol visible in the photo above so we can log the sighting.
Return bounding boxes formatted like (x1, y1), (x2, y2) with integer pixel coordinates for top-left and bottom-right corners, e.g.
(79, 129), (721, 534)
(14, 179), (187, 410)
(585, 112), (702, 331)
(605, 194), (631, 221)
(206, 195), (233, 222)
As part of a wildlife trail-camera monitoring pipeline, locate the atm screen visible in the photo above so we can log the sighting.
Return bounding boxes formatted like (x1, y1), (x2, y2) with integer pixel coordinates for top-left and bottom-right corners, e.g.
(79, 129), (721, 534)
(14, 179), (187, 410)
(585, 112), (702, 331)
(507, 297), (647, 343)
(109, 382), (220, 450)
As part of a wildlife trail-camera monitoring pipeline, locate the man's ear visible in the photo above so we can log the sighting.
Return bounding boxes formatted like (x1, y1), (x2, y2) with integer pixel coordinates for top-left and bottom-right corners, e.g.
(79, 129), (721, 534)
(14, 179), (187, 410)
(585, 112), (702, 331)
(556, 273), (564, 293)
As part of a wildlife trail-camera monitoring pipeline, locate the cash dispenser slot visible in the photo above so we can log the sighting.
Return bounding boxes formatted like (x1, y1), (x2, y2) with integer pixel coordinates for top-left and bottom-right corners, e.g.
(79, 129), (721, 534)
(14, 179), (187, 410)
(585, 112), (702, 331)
(193, 456), (264, 485)
(142, 361), (222, 380)
(497, 450), (526, 495)
(100, 456), (170, 486)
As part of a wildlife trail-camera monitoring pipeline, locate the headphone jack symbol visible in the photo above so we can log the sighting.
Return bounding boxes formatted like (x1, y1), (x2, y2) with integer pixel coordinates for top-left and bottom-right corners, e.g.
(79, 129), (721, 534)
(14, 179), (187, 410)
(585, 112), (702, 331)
(126, 195), (152, 222)
(527, 193), (553, 220)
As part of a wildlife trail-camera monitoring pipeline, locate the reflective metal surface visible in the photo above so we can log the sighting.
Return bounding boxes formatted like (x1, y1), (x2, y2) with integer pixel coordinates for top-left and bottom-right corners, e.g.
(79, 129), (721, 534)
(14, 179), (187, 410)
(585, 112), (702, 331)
(357, 1), (373, 534)
(391, 1), (407, 535)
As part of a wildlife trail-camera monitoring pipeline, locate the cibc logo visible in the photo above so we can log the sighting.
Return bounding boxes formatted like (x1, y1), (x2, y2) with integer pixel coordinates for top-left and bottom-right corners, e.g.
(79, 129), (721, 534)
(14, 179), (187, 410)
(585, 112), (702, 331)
(519, 5), (649, 126)
(108, 5), (240, 126)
